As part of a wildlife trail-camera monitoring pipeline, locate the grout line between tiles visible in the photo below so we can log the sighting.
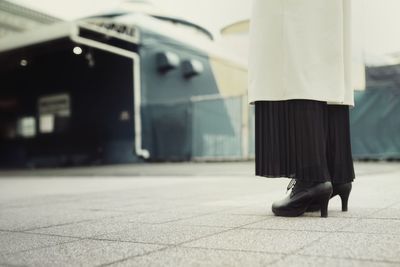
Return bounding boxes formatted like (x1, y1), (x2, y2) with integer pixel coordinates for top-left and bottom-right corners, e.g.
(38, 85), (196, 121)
(268, 200), (400, 265)
(291, 252), (400, 265)
(97, 216), (275, 266)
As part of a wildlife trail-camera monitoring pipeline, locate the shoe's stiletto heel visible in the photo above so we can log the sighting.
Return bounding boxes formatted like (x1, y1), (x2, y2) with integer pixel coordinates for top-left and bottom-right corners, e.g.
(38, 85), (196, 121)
(340, 194), (349, 212)
(334, 183), (352, 212)
(306, 182), (352, 212)
(320, 198), (330, 218)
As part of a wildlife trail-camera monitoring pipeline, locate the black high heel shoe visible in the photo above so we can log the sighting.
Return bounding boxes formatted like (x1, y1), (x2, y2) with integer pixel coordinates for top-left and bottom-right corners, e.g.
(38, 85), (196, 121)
(272, 180), (333, 218)
(306, 182), (352, 212)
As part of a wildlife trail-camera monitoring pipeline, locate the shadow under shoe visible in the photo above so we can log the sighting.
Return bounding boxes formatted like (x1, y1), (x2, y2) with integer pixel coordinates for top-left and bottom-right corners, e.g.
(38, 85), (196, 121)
(272, 180), (333, 218)
(306, 182), (352, 212)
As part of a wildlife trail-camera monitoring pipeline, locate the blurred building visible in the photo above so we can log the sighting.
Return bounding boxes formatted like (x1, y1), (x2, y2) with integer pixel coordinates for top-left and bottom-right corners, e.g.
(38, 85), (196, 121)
(350, 63), (400, 160)
(0, 0), (61, 38)
(0, 8), (249, 168)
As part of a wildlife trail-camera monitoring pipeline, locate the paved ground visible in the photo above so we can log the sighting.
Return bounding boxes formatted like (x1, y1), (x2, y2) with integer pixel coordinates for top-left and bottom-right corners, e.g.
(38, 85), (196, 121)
(0, 161), (400, 267)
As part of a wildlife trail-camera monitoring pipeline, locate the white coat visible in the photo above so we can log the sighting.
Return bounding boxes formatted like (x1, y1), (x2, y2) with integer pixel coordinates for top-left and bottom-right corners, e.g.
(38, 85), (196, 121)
(247, 0), (354, 107)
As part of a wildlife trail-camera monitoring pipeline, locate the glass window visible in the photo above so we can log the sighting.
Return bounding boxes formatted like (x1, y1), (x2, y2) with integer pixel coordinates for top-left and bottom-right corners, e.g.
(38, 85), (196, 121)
(38, 94), (70, 134)
(39, 114), (55, 133)
(17, 117), (36, 138)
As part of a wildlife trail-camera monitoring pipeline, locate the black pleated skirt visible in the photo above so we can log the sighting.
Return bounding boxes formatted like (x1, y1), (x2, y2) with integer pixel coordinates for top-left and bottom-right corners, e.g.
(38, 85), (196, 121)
(255, 99), (355, 183)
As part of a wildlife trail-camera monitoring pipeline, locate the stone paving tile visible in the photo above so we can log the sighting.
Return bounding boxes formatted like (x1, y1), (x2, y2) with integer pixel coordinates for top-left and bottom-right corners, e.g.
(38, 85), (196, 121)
(272, 255), (400, 267)
(0, 231), (78, 255)
(195, 194), (272, 207)
(90, 203), (185, 213)
(0, 193), (117, 206)
(120, 210), (217, 224)
(336, 196), (399, 210)
(340, 219), (400, 235)
(225, 199), (379, 219)
(370, 203), (400, 220)
(224, 204), (274, 216)
(297, 232), (400, 262)
(0, 239), (165, 267)
(161, 213), (269, 228)
(0, 207), (121, 231)
(26, 218), (138, 238)
(0, 162), (399, 266)
(168, 203), (251, 214)
(334, 183), (400, 209)
(110, 246), (283, 267)
(303, 208), (381, 219)
(227, 198), (381, 219)
(181, 228), (326, 254)
(241, 216), (356, 232)
(68, 198), (202, 214)
(94, 223), (229, 245)
(50, 201), (161, 214)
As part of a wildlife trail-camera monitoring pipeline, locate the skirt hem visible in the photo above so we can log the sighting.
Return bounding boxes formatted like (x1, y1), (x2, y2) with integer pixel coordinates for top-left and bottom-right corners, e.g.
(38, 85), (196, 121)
(255, 99), (355, 183)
